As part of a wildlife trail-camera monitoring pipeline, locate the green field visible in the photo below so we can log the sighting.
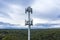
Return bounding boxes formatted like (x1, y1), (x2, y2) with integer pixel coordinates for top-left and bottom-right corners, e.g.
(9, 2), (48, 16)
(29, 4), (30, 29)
(0, 29), (60, 40)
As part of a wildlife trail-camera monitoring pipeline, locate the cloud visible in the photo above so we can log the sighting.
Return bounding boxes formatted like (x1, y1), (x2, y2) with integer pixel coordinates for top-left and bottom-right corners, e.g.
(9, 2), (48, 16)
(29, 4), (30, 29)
(0, 0), (60, 29)
(33, 23), (60, 29)
(31, 0), (60, 20)
(0, 11), (10, 18)
(30, 0), (60, 28)
(31, 0), (60, 12)
(0, 22), (27, 29)
(0, 0), (25, 26)
(3, 0), (34, 7)
(0, 22), (18, 29)
(33, 18), (49, 24)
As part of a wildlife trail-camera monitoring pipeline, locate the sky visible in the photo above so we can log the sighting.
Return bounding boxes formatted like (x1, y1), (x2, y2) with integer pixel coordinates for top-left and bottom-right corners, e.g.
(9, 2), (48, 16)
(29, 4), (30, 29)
(0, 0), (60, 29)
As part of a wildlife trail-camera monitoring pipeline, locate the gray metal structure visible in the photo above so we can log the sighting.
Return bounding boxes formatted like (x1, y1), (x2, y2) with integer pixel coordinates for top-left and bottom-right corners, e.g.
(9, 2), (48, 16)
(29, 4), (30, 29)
(25, 6), (33, 40)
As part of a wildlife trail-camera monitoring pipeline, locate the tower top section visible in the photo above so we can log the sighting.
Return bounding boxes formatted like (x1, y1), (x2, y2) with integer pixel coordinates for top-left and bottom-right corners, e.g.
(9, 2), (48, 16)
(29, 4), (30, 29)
(25, 6), (33, 14)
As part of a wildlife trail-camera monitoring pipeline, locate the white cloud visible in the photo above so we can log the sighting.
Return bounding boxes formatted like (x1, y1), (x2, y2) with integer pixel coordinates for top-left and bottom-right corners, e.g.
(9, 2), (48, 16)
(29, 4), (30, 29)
(49, 25), (60, 28)
(8, 4), (23, 15)
(50, 20), (60, 24)
(8, 4), (26, 26)
(0, 17), (25, 26)
(0, 4), (25, 26)
(31, 0), (60, 28)
(0, 25), (5, 29)
(0, 22), (25, 29)
(33, 18), (49, 25)
(31, 0), (60, 13)
(0, 0), (60, 29)
(0, 17), (17, 24)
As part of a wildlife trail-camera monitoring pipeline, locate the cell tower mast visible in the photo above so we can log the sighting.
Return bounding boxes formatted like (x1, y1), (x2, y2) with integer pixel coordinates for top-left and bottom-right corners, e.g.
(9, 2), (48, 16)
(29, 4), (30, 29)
(25, 6), (33, 40)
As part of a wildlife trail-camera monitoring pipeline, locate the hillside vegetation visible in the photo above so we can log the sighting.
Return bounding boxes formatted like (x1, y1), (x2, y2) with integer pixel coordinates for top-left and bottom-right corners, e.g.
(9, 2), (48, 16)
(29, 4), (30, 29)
(0, 29), (60, 40)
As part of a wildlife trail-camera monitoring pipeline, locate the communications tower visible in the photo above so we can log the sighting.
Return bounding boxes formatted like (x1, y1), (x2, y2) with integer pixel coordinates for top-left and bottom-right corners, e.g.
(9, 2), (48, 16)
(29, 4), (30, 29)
(25, 6), (33, 40)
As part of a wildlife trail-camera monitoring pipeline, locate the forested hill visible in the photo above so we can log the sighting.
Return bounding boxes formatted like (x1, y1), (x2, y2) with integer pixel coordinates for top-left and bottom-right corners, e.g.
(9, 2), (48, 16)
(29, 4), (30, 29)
(0, 29), (60, 40)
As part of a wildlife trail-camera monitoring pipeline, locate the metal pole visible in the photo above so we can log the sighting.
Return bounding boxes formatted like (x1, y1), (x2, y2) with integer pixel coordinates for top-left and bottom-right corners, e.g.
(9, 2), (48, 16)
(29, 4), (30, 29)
(28, 13), (30, 40)
(28, 25), (30, 40)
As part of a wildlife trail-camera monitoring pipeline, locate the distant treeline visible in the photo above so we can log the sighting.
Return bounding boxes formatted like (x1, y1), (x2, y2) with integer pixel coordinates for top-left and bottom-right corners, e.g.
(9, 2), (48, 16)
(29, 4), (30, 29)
(0, 29), (60, 40)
